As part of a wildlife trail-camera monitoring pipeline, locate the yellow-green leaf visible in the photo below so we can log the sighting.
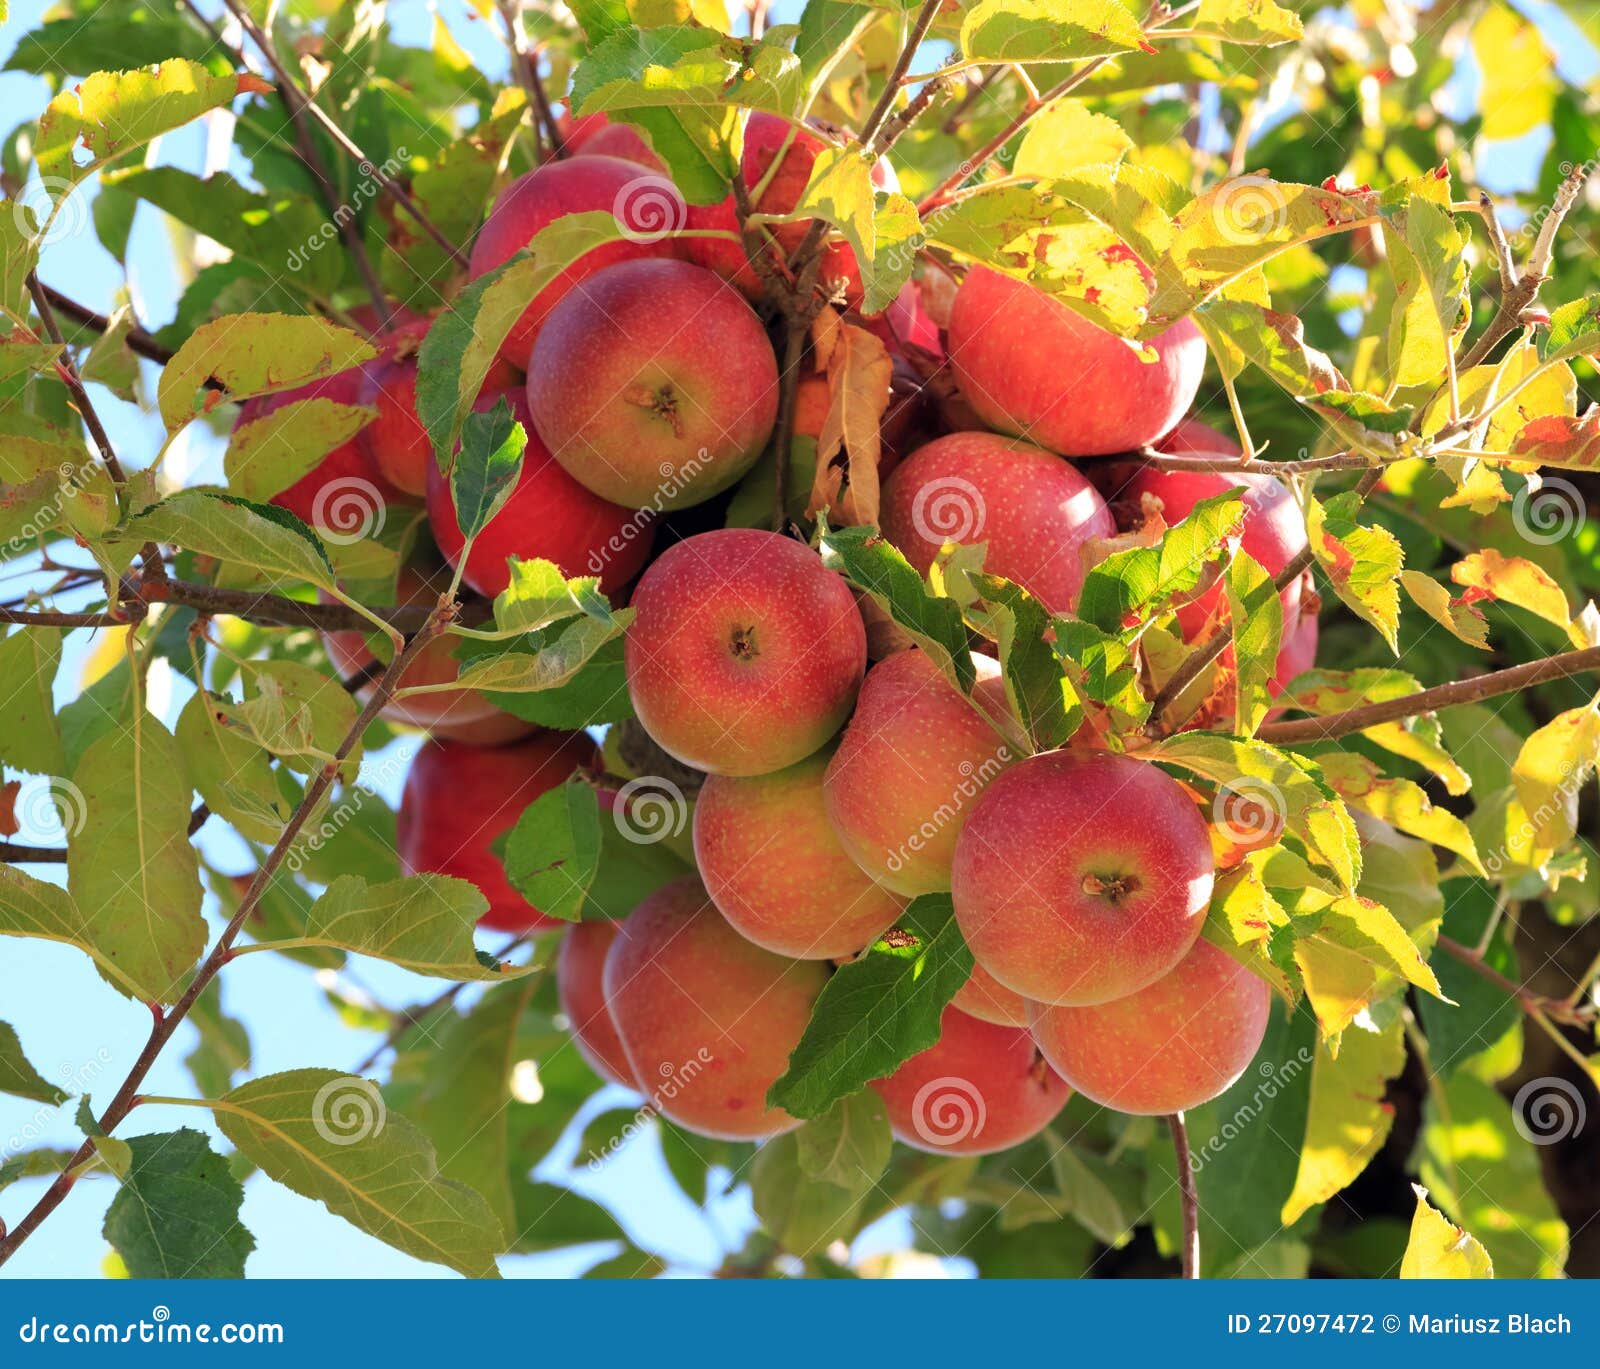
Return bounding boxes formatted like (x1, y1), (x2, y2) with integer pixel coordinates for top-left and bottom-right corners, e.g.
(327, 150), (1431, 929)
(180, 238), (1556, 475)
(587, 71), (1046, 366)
(960, 0), (1148, 64)
(1401, 1186), (1494, 1278)
(1307, 491), (1402, 652)
(1510, 704), (1600, 852)
(225, 398), (377, 504)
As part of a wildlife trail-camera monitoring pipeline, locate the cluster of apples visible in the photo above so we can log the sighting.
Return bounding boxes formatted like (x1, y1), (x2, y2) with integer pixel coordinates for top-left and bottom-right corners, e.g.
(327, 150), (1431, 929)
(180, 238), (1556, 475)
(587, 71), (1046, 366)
(245, 110), (1320, 1153)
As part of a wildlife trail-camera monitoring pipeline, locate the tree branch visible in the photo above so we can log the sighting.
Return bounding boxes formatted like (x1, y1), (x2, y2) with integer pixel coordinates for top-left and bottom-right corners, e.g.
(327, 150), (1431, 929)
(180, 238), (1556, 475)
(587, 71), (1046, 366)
(1167, 1112), (1199, 1278)
(1257, 644), (1600, 746)
(188, 0), (467, 269)
(0, 601), (456, 1266)
(1435, 934), (1595, 1030)
(497, 0), (566, 159)
(0, 805), (209, 867)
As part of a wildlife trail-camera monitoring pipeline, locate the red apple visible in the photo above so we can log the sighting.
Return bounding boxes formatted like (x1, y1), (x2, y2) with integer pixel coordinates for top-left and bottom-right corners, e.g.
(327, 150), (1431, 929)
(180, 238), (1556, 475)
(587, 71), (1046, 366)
(879, 431), (1115, 613)
(322, 556), (532, 745)
(823, 649), (1014, 896)
(1272, 608), (1318, 693)
(951, 959), (1030, 1028)
(951, 750), (1214, 1006)
(556, 920), (642, 1089)
(467, 156), (685, 369)
(565, 112), (664, 171)
(359, 315), (435, 497)
(948, 265), (1206, 456)
(526, 259), (779, 510)
(426, 385), (651, 599)
(693, 747), (905, 960)
(603, 876), (828, 1140)
(397, 730), (598, 932)
(624, 528), (866, 776)
(1028, 937), (1270, 1115)
(869, 1004), (1071, 1155)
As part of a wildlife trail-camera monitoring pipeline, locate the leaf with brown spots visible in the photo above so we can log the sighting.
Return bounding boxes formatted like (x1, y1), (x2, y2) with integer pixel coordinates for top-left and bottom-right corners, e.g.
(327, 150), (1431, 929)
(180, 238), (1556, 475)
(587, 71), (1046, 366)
(805, 322), (891, 527)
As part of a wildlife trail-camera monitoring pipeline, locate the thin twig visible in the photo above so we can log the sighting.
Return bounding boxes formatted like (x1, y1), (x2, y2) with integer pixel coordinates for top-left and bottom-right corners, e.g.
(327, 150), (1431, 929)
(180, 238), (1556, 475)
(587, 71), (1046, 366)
(189, 0), (467, 268)
(1167, 1112), (1200, 1278)
(1435, 935), (1595, 1029)
(218, 0), (393, 325)
(1257, 645), (1600, 747)
(0, 602), (456, 1266)
(497, 0), (565, 158)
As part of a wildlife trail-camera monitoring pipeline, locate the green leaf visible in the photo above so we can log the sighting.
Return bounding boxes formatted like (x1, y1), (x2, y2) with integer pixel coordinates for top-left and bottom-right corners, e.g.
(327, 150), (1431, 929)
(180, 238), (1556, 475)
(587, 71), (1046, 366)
(217, 658), (359, 776)
(490, 557), (616, 635)
(1400, 1186), (1494, 1278)
(1014, 101), (1133, 180)
(1306, 491), (1403, 652)
(0, 865), (148, 999)
(66, 716), (205, 1005)
(787, 145), (875, 277)
(505, 1179), (628, 1255)
(4, 2), (225, 77)
(106, 167), (343, 300)
(252, 874), (534, 980)
(1417, 1070), (1568, 1278)
(794, 1090), (893, 1189)
(185, 982), (252, 1100)
(102, 1129), (254, 1279)
(213, 1068), (505, 1278)
(35, 61), (268, 193)
(750, 1131), (866, 1254)
(1280, 1003), (1406, 1224)
(157, 313), (373, 435)
(960, 0), (1148, 63)
(1226, 549), (1282, 737)
(957, 574), (1075, 751)
(0, 1020), (67, 1105)
(1539, 294), (1600, 367)
(450, 397), (528, 542)
(1077, 488), (1247, 635)
(448, 611), (634, 695)
(387, 980), (536, 1235)
(767, 894), (973, 1120)
(500, 781), (604, 924)
(864, 192), (921, 316)
(122, 491), (337, 591)
(0, 627), (65, 776)
(174, 691), (289, 845)
(817, 521), (974, 694)
(1418, 880), (1521, 1079)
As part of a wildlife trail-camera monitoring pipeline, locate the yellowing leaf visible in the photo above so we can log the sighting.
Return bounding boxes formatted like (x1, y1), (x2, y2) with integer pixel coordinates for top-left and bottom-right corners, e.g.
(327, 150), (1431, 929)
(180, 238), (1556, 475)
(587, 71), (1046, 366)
(1189, 0), (1303, 44)
(1319, 752), (1485, 876)
(960, 0), (1148, 64)
(225, 398), (377, 504)
(1014, 101), (1133, 180)
(35, 61), (269, 192)
(1381, 196), (1469, 389)
(1472, 2), (1555, 141)
(1281, 1007), (1404, 1223)
(1451, 548), (1571, 630)
(158, 314), (373, 434)
(1307, 492), (1402, 652)
(1400, 568), (1490, 648)
(1401, 1186), (1494, 1278)
(790, 146), (876, 282)
(1510, 704), (1600, 851)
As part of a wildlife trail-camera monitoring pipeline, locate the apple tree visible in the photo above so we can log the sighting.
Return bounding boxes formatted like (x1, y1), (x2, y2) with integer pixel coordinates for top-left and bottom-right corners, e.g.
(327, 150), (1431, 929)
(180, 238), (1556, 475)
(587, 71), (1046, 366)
(0, 0), (1596, 1279)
